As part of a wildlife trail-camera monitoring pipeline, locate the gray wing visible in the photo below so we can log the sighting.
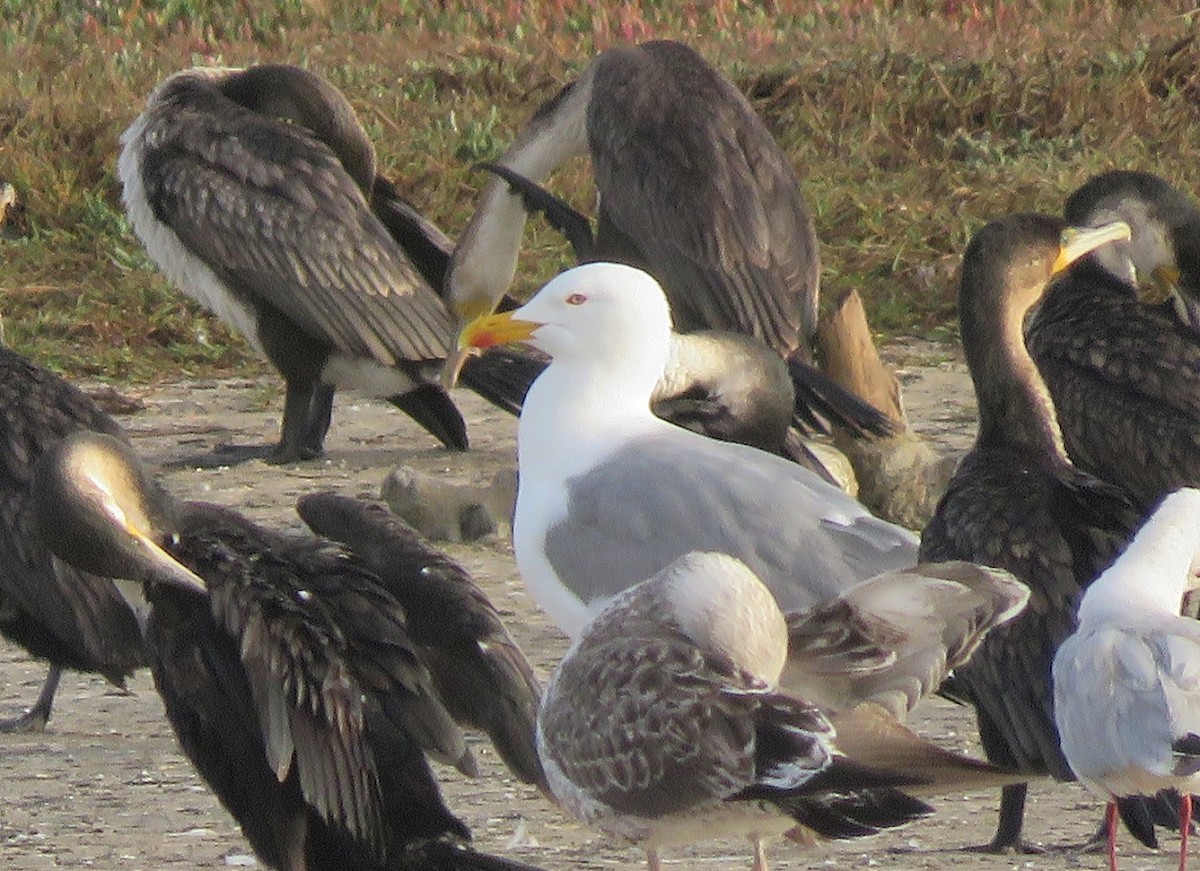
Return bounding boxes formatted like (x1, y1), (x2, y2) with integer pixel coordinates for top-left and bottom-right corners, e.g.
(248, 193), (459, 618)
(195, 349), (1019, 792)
(587, 41), (818, 356)
(782, 562), (1030, 717)
(133, 80), (453, 363)
(543, 430), (918, 614)
(1054, 619), (1200, 788)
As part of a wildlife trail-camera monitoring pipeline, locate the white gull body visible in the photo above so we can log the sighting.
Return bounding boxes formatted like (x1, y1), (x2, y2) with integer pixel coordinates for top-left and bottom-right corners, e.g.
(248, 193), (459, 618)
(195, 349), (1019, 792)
(484, 262), (919, 638)
(1053, 487), (1200, 871)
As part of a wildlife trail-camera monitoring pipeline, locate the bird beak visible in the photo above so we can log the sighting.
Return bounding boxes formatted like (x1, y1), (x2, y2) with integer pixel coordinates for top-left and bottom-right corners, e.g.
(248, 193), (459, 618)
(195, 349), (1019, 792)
(460, 309), (542, 350)
(1139, 263), (1183, 306)
(125, 521), (208, 594)
(441, 309), (543, 389)
(1052, 221), (1131, 275)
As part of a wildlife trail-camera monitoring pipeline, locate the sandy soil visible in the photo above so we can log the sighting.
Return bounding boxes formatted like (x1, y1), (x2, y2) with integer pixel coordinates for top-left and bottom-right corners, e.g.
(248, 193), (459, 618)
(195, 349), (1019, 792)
(0, 344), (1176, 871)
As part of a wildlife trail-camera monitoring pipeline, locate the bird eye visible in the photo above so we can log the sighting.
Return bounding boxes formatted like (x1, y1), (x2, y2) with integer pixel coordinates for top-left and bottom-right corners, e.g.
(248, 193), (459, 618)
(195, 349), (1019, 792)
(565, 293), (588, 306)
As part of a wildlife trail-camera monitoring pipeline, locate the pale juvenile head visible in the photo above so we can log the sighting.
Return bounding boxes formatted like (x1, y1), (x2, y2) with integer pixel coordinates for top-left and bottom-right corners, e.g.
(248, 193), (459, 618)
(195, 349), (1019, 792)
(653, 551), (788, 685)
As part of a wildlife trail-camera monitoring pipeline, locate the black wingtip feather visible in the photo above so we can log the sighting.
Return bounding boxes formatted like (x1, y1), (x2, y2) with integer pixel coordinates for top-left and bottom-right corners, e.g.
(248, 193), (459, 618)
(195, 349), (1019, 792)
(458, 347), (547, 416)
(775, 787), (934, 840)
(387, 384), (469, 451)
(1117, 789), (1199, 850)
(474, 161), (597, 261)
(786, 356), (900, 438)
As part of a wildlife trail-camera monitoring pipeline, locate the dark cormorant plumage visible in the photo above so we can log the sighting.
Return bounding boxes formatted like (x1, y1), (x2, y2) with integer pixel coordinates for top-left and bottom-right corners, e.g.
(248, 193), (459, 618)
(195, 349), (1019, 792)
(32, 431), (545, 871)
(445, 40), (894, 449)
(468, 161), (892, 478)
(919, 214), (1179, 852)
(295, 492), (544, 788)
(119, 64), (537, 464)
(1026, 169), (1200, 510)
(0, 344), (145, 732)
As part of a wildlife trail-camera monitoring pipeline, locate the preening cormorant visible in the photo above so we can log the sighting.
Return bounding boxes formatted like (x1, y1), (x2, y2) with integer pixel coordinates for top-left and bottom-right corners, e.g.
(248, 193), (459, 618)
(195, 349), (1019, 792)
(119, 64), (537, 464)
(32, 431), (545, 871)
(0, 343), (145, 732)
(1026, 169), (1200, 509)
(444, 40), (895, 451)
(920, 213), (1181, 851)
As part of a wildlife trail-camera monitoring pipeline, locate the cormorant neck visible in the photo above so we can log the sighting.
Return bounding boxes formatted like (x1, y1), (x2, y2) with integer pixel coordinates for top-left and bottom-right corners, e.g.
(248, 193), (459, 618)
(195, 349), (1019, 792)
(962, 274), (1067, 463)
(447, 68), (595, 318)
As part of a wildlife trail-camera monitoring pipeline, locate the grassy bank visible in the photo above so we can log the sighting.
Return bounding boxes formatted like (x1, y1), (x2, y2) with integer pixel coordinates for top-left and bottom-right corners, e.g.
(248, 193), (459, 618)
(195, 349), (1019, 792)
(1, 0), (1198, 382)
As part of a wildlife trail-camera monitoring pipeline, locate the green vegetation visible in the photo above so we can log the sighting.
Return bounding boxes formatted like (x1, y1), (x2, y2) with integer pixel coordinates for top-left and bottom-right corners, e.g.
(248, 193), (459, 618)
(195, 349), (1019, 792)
(1, 0), (1198, 381)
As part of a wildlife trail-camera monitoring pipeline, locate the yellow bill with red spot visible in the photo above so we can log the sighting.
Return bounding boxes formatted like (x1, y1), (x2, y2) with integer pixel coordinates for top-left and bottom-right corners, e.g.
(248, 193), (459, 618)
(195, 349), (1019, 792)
(440, 310), (544, 389)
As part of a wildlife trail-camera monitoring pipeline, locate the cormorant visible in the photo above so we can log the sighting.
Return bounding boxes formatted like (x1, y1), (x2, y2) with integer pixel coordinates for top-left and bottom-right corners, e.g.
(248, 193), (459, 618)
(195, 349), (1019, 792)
(1026, 169), (1200, 510)
(119, 64), (537, 464)
(919, 213), (1180, 851)
(0, 343), (145, 732)
(32, 431), (545, 871)
(443, 40), (895, 450)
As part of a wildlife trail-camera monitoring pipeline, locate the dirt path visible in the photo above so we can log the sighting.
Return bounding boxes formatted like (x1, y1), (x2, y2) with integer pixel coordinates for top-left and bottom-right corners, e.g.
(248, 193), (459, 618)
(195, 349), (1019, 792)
(0, 345), (1172, 870)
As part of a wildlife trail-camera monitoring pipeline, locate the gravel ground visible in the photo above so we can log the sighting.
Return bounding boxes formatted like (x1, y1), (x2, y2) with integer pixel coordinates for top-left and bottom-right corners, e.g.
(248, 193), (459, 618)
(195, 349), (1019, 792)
(0, 344), (1177, 871)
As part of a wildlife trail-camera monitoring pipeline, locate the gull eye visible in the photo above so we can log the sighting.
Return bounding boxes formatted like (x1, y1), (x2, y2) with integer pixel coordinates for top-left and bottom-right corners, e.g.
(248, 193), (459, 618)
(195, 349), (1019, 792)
(565, 292), (588, 306)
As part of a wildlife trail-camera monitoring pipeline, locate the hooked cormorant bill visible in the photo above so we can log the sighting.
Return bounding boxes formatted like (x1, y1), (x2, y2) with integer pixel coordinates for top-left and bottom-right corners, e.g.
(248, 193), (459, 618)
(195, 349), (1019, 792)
(119, 64), (537, 464)
(1026, 169), (1200, 510)
(0, 342), (145, 732)
(32, 431), (546, 871)
(920, 213), (1186, 852)
(443, 40), (895, 444)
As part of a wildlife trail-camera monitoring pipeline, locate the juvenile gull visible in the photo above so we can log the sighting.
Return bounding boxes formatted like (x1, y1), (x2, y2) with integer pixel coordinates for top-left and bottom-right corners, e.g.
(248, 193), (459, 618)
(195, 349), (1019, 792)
(1054, 487), (1200, 871)
(537, 550), (933, 871)
(460, 261), (918, 639)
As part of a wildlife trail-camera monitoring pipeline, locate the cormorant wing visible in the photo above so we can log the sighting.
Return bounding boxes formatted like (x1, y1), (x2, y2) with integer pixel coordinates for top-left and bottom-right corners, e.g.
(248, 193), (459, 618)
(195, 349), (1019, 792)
(136, 87), (454, 364)
(919, 456), (1139, 778)
(181, 503), (469, 852)
(295, 492), (545, 788)
(0, 349), (143, 681)
(586, 43), (817, 356)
